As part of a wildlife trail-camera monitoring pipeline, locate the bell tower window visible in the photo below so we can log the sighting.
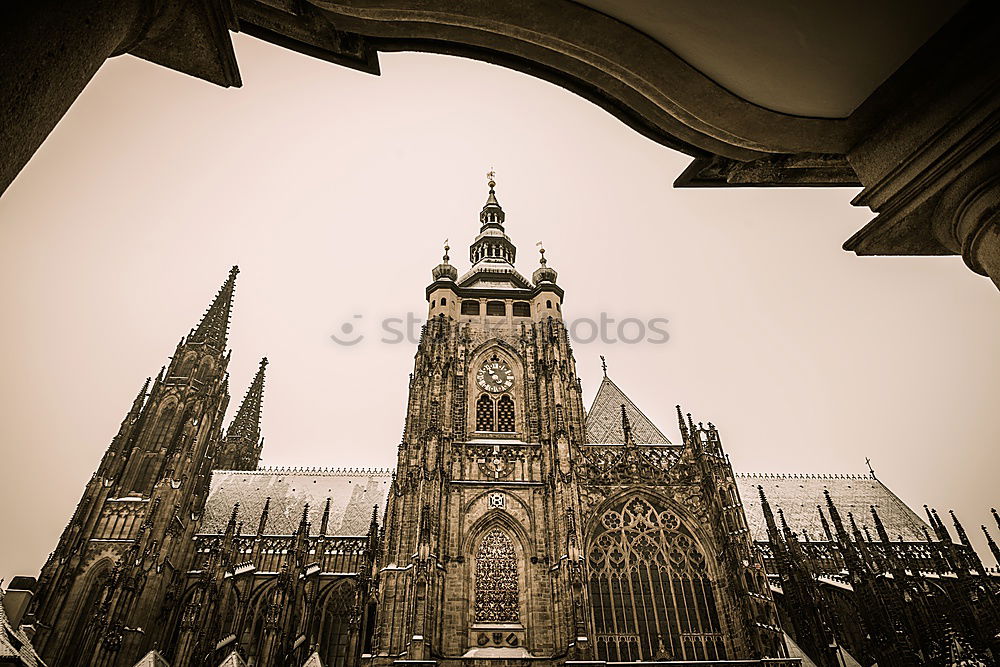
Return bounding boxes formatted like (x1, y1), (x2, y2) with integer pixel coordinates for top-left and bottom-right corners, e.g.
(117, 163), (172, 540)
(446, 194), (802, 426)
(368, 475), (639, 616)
(476, 394), (496, 432)
(475, 394), (516, 433)
(496, 395), (515, 432)
(475, 528), (519, 623)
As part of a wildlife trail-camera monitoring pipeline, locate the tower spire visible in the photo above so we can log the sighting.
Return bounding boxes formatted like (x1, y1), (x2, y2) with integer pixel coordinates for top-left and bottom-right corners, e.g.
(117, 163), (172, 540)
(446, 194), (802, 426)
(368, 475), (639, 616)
(982, 524), (1000, 567)
(219, 357), (267, 470)
(227, 357), (267, 444)
(469, 170), (515, 267)
(188, 266), (239, 351)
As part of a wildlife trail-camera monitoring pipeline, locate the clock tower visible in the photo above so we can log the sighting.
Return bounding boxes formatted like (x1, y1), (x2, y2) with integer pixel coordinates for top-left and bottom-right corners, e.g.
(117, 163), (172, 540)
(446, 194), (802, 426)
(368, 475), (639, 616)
(369, 176), (787, 667)
(372, 175), (590, 665)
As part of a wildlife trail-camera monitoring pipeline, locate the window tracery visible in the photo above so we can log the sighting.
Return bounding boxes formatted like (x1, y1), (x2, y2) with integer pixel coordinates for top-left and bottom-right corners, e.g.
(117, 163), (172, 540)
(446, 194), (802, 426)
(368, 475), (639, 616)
(475, 528), (519, 624)
(587, 497), (725, 661)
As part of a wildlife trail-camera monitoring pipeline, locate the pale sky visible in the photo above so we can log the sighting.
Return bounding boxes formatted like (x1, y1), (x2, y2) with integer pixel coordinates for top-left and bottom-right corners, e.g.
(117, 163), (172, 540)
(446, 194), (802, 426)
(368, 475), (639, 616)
(1, 34), (998, 583)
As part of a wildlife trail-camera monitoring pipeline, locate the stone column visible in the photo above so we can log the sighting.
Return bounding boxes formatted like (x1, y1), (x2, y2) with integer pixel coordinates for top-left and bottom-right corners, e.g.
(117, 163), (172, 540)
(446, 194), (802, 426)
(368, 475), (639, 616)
(932, 151), (1000, 291)
(0, 0), (155, 195)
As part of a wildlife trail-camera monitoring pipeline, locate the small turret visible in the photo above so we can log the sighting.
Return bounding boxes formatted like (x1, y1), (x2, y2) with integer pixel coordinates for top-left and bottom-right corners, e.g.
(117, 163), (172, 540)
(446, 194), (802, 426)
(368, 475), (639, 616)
(532, 243), (558, 285)
(431, 241), (458, 282)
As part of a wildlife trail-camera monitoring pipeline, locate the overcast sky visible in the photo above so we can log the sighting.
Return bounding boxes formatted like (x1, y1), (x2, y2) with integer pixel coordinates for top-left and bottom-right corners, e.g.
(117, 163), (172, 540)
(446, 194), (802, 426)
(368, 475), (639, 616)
(1, 34), (998, 583)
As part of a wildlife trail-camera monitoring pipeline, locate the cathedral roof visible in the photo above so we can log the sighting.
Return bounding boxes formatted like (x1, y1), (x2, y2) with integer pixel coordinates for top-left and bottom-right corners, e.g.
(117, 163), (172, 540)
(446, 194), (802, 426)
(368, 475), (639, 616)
(0, 587), (45, 666)
(737, 473), (929, 543)
(585, 375), (671, 444)
(202, 468), (392, 536)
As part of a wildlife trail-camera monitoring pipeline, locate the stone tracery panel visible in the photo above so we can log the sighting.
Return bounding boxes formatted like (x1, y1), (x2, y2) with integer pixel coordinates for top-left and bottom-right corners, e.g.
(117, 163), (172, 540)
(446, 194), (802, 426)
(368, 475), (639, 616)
(474, 528), (519, 624)
(587, 497), (725, 661)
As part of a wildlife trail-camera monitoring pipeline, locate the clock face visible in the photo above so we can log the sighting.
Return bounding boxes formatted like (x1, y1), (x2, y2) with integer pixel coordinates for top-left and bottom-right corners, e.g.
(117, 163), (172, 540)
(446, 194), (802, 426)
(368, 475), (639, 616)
(476, 359), (514, 393)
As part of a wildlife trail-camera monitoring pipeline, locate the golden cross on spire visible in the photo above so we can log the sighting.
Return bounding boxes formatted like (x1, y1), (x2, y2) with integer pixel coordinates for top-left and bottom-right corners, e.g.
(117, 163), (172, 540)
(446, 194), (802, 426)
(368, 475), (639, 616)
(487, 169), (496, 188)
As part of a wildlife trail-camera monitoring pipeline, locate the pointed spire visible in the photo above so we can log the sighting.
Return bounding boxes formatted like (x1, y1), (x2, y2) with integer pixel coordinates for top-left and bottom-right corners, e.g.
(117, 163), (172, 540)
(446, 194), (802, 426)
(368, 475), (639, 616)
(930, 508), (952, 542)
(319, 498), (331, 537)
(758, 485), (784, 549)
(950, 510), (986, 575)
(256, 497), (271, 536)
(484, 170), (501, 212)
(982, 525), (1000, 567)
(777, 507), (795, 541)
(949, 510), (972, 547)
(993, 507), (1000, 532)
(225, 503), (239, 537)
(188, 266), (239, 351)
(126, 377), (150, 422)
(620, 404), (633, 446)
(676, 405), (689, 444)
(298, 503), (311, 535)
(817, 505), (834, 542)
(226, 357), (267, 447)
(870, 505), (891, 543)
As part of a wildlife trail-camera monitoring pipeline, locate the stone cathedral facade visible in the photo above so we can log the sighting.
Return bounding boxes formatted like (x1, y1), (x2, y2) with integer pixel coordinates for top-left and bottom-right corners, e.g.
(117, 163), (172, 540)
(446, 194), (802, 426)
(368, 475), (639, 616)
(8, 181), (1000, 667)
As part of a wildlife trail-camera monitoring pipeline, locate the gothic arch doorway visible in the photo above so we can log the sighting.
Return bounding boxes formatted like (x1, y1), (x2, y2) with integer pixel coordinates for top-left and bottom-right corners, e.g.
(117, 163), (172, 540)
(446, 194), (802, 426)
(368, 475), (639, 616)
(586, 496), (725, 661)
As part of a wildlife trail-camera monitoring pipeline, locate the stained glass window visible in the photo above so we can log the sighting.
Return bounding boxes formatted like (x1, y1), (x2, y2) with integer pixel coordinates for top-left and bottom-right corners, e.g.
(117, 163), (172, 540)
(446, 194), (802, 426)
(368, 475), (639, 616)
(475, 528), (519, 623)
(587, 497), (725, 661)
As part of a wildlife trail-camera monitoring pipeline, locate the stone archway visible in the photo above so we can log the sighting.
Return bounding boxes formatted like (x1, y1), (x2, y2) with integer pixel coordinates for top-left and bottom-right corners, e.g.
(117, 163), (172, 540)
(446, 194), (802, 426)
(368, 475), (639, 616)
(4, 0), (1000, 288)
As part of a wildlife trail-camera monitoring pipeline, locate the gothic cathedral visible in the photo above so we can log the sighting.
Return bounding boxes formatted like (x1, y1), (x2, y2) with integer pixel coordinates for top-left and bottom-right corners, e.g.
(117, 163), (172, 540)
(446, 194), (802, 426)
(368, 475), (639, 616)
(7, 179), (999, 667)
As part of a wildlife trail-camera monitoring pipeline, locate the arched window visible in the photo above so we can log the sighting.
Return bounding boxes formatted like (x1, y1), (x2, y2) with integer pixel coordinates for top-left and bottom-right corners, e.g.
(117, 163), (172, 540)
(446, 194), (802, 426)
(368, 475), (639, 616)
(440, 297), (447, 305)
(461, 300), (480, 315)
(496, 395), (515, 432)
(475, 528), (519, 623)
(512, 302), (530, 317)
(476, 394), (495, 431)
(149, 403), (176, 449)
(486, 301), (505, 316)
(546, 300), (552, 309)
(476, 395), (516, 433)
(587, 497), (725, 662)
(317, 583), (355, 667)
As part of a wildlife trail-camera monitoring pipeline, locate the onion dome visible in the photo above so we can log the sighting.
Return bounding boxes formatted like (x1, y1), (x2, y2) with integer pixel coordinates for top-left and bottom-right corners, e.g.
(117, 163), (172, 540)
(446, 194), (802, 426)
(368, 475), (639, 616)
(532, 245), (558, 284)
(432, 242), (458, 281)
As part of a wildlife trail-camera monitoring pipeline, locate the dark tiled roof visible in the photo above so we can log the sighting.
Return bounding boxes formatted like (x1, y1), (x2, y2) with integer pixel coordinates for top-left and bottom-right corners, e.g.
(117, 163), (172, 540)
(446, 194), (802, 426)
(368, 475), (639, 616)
(0, 588), (45, 666)
(737, 474), (929, 543)
(585, 376), (671, 445)
(203, 468), (393, 536)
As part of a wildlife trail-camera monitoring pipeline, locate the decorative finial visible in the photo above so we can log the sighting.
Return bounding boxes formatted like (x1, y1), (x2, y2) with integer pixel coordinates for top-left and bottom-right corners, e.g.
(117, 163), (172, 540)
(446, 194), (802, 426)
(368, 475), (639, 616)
(865, 457), (875, 478)
(600, 355), (607, 377)
(487, 169), (496, 190)
(533, 240), (545, 265)
(260, 357), (268, 369)
(443, 238), (450, 262)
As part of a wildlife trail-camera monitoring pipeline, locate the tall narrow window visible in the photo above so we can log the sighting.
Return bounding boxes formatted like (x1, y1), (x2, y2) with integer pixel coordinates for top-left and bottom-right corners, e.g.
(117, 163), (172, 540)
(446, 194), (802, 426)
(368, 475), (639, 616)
(475, 528), (519, 623)
(587, 497), (725, 661)
(496, 395), (515, 432)
(476, 394), (495, 431)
